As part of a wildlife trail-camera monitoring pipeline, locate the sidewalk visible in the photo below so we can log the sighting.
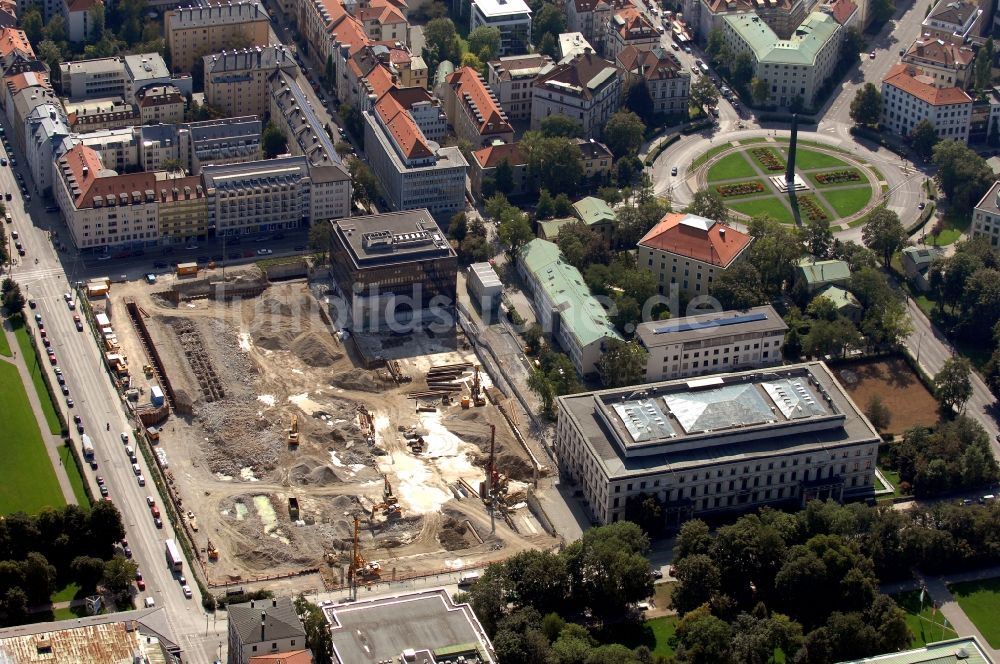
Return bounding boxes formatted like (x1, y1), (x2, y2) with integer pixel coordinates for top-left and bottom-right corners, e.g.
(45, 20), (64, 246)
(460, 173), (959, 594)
(0, 319), (76, 505)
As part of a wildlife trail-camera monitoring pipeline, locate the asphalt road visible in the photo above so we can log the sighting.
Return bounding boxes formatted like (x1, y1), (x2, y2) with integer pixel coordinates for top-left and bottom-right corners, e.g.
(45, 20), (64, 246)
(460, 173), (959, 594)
(0, 125), (228, 663)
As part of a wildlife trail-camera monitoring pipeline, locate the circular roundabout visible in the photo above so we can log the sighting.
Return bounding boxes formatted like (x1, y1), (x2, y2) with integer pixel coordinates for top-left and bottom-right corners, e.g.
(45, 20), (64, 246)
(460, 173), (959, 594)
(691, 138), (885, 228)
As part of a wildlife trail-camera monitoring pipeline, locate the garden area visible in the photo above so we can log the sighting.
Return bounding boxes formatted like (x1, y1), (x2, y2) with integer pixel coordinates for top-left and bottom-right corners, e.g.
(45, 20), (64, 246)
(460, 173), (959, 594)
(729, 197), (794, 224)
(751, 147), (785, 171)
(822, 187), (874, 218)
(706, 152), (757, 182)
(796, 194), (830, 222)
(950, 578), (1000, 648)
(891, 590), (958, 648)
(716, 181), (766, 197)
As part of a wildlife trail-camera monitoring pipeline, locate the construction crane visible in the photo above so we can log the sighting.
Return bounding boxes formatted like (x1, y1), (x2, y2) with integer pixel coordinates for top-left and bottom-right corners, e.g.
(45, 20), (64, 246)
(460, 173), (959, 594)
(287, 414), (299, 445)
(370, 476), (402, 520)
(478, 425), (509, 533)
(349, 515), (381, 588)
(471, 365), (486, 407)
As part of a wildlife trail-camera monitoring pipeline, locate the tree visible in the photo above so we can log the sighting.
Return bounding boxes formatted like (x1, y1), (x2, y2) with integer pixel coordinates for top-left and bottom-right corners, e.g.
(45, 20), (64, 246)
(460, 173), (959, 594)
(615, 197), (671, 247)
(674, 604), (733, 664)
(849, 83), (882, 127)
(603, 110), (645, 159)
(535, 189), (555, 219)
(308, 223), (332, 264)
(528, 368), (556, 415)
(424, 18), (461, 63)
(933, 141), (995, 214)
(295, 595), (333, 664)
(707, 29), (725, 63)
(101, 554), (137, 600)
(865, 395), (891, 431)
(42, 15), (66, 44)
(521, 133), (584, 195)
(533, 3), (565, 45)
(20, 7), (42, 45)
(910, 119), (939, 161)
(861, 207), (906, 268)
(975, 40), (993, 91)
(732, 52), (755, 89)
(804, 317), (862, 357)
(563, 522), (653, 619)
(495, 159), (515, 195)
(746, 215), (803, 295)
(19, 553), (56, 605)
(540, 115), (585, 138)
(262, 122), (287, 158)
(841, 27), (864, 64)
(448, 212), (468, 242)
(1, 281), (25, 314)
(87, 501), (126, 552)
(690, 76), (719, 110)
(935, 356), (973, 413)
(751, 77), (769, 106)
(504, 550), (570, 615)
(625, 81), (655, 123)
(325, 54), (336, 88)
(599, 339), (648, 387)
(672, 555), (721, 614)
(537, 32), (558, 59)
(869, 0), (895, 25)
(804, 216), (833, 258)
(349, 159), (380, 204)
(70, 556), (106, 591)
(496, 208), (534, 260)
(684, 189), (728, 224)
(556, 221), (607, 269)
(468, 25), (502, 62)
(711, 262), (766, 310)
(461, 52), (485, 73)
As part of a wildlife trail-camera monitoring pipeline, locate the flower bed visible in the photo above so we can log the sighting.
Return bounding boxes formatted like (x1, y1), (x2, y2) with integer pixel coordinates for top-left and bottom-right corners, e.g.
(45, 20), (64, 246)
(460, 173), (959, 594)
(815, 169), (861, 184)
(799, 195), (828, 222)
(751, 147), (784, 171)
(716, 181), (765, 197)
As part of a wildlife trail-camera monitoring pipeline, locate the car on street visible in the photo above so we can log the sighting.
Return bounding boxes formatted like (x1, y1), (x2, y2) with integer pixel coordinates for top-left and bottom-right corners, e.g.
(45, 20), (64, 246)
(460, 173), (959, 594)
(154, 517), (163, 528)
(1, 158), (6, 166)
(97, 253), (112, 260)
(182, 585), (192, 599)
(257, 248), (273, 255)
(132, 463), (141, 475)
(99, 485), (109, 497)
(48, 352), (57, 365)
(28, 299), (35, 308)
(74, 314), (82, 331)
(66, 397), (73, 407)
(33, 313), (41, 323)
(184, 244), (198, 250)
(73, 415), (81, 424)
(960, 498), (974, 506)
(153, 261), (168, 269)
(146, 496), (155, 507)
(151, 505), (160, 518)
(61, 385), (69, 396)
(671, 166), (678, 176)
(76, 422), (84, 434)
(96, 475), (104, 485)
(67, 300), (75, 310)
(651, 569), (663, 579)
(136, 578), (146, 590)
(63, 292), (71, 301)
(121, 432), (129, 444)
(4, 192), (10, 201)
(918, 202), (926, 210)
(123, 546), (132, 558)
(869, 51), (876, 59)
(137, 474), (145, 486)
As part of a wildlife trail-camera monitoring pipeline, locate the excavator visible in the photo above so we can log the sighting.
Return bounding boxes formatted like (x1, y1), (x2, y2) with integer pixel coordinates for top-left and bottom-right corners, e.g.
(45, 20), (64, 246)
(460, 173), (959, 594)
(349, 515), (381, 583)
(471, 365), (487, 407)
(370, 476), (402, 520)
(287, 414), (299, 446)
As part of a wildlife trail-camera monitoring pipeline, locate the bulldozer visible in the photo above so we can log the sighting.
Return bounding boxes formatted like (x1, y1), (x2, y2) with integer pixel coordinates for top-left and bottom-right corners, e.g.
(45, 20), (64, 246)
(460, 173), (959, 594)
(349, 516), (381, 583)
(370, 476), (402, 520)
(287, 414), (299, 446)
(206, 539), (219, 562)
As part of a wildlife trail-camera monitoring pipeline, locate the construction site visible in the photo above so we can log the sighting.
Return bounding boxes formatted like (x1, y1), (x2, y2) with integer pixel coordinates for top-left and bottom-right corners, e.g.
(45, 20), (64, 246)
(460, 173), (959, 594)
(99, 262), (558, 592)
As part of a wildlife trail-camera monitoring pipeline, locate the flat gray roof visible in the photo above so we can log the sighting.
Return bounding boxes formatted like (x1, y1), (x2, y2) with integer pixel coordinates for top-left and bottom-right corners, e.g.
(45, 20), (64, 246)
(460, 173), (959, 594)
(333, 210), (456, 269)
(326, 589), (495, 664)
(636, 305), (787, 348)
(557, 362), (880, 479)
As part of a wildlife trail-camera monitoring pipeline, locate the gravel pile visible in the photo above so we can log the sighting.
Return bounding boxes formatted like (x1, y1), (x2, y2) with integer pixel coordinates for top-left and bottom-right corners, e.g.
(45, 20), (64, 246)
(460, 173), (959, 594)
(198, 398), (283, 476)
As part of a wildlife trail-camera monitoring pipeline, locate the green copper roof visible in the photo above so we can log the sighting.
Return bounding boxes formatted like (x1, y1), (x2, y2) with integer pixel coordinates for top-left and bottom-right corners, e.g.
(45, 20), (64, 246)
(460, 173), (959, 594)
(836, 637), (993, 664)
(519, 239), (622, 349)
(796, 257), (851, 285)
(814, 285), (860, 310)
(537, 217), (578, 239)
(724, 11), (840, 65)
(572, 196), (616, 226)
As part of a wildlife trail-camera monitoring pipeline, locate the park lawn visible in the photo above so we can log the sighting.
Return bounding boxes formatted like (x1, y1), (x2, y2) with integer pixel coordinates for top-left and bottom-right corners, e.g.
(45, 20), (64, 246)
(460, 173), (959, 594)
(949, 578), (1000, 648)
(51, 582), (83, 604)
(707, 153), (757, 181)
(793, 148), (850, 170)
(729, 197), (794, 224)
(58, 445), (90, 509)
(594, 616), (678, 658)
(52, 605), (89, 620)
(739, 137), (768, 144)
(691, 143), (733, 170)
(820, 186), (873, 218)
(926, 228), (962, 246)
(11, 317), (60, 435)
(0, 327), (11, 357)
(891, 590), (958, 648)
(800, 140), (849, 154)
(0, 360), (65, 513)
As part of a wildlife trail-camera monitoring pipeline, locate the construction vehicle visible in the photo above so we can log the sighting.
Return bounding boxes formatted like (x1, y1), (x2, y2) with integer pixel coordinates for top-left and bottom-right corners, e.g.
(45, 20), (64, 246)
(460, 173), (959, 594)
(461, 396), (471, 409)
(349, 516), (381, 583)
(357, 406), (375, 446)
(471, 365), (487, 407)
(206, 539), (219, 561)
(287, 414), (299, 446)
(143, 364), (154, 376)
(370, 476), (401, 519)
(288, 497), (300, 520)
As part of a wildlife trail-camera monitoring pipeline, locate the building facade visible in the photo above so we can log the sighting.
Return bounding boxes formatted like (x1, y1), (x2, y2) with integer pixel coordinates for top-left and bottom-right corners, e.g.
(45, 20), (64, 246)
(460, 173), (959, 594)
(604, 6), (659, 60)
(155, 173), (209, 243)
(616, 45), (690, 116)
(901, 38), (974, 89)
(531, 50), (623, 136)
(442, 66), (514, 148)
(972, 179), (1000, 246)
(227, 598), (306, 664)
(637, 212), (754, 299)
(486, 53), (553, 122)
(469, 0), (532, 55)
(181, 115), (262, 174)
(136, 84), (185, 125)
(636, 305), (787, 382)
(203, 45), (298, 118)
(556, 361), (880, 526)
(165, 1), (271, 73)
(881, 63), (971, 141)
(25, 102), (70, 195)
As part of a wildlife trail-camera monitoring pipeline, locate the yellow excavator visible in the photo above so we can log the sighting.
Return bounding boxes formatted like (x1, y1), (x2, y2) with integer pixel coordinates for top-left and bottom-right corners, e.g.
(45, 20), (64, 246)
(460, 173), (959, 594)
(287, 414), (299, 445)
(349, 516), (381, 583)
(370, 476), (402, 520)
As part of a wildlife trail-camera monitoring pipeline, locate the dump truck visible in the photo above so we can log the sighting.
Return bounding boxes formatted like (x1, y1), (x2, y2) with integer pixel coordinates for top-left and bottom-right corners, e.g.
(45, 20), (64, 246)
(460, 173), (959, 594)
(176, 262), (199, 277)
(150, 385), (164, 407)
(289, 497), (300, 520)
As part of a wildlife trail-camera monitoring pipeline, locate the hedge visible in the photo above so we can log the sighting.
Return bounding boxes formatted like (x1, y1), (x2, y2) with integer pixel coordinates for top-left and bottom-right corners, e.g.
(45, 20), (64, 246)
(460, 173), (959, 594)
(905, 202), (936, 234)
(644, 133), (680, 166)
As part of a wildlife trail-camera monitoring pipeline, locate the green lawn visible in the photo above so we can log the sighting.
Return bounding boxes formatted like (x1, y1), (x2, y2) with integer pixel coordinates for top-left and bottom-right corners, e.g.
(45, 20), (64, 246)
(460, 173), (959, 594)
(800, 140), (849, 154)
(51, 582), (82, 604)
(52, 605), (89, 620)
(794, 148), (850, 170)
(707, 152), (757, 181)
(594, 616), (678, 658)
(949, 578), (1000, 647)
(58, 445), (90, 509)
(0, 327), (12, 357)
(820, 186), (874, 218)
(691, 143), (733, 170)
(11, 318), (60, 435)
(877, 468), (906, 499)
(729, 197), (794, 224)
(926, 228), (962, 246)
(0, 360), (64, 513)
(739, 137), (769, 145)
(891, 590), (959, 647)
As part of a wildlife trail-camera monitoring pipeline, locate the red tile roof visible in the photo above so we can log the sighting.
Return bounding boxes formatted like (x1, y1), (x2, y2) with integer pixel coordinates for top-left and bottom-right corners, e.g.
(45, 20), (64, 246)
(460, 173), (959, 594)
(447, 66), (512, 137)
(60, 144), (157, 209)
(248, 650), (314, 664)
(4, 70), (49, 95)
(610, 6), (657, 40)
(329, 13), (370, 56)
(638, 212), (752, 267)
(365, 63), (395, 99)
(882, 63), (972, 105)
(905, 37), (974, 67)
(374, 87), (432, 160)
(0, 28), (33, 59)
(616, 45), (684, 80)
(65, 0), (101, 12)
(826, 0), (857, 25)
(473, 142), (526, 168)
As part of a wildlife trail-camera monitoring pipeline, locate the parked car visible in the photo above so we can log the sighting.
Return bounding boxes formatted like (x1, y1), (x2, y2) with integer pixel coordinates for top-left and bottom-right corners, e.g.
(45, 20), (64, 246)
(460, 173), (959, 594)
(257, 248), (273, 255)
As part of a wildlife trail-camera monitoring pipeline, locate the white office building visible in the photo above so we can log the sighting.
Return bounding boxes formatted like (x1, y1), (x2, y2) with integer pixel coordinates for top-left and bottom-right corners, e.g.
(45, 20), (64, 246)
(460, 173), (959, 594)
(469, 0), (532, 55)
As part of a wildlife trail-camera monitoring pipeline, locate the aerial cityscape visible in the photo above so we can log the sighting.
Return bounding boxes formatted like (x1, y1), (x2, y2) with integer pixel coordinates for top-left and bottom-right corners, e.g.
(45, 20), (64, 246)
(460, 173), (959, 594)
(2, 0), (1000, 659)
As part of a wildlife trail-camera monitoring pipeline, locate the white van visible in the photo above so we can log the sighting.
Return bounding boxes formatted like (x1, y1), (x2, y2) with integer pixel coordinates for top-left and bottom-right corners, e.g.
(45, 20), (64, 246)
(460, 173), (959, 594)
(458, 572), (481, 587)
(144, 597), (155, 608)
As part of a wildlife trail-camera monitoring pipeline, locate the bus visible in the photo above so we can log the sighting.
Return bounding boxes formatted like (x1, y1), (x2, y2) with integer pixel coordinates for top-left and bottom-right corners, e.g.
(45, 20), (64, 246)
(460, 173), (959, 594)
(81, 434), (94, 462)
(165, 539), (183, 572)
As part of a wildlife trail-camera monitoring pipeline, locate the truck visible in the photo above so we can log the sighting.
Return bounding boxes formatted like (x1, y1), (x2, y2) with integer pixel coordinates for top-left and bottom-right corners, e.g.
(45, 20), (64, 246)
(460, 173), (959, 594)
(176, 262), (199, 277)
(458, 571), (481, 587)
(81, 434), (95, 462)
(165, 539), (182, 572)
(150, 385), (164, 407)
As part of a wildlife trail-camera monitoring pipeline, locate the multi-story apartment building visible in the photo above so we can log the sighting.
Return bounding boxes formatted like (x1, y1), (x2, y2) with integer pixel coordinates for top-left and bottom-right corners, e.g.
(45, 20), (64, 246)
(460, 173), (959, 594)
(203, 45), (297, 118)
(268, 69), (346, 171)
(375, 85), (447, 142)
(556, 361), (880, 526)
(59, 53), (175, 102)
(881, 63), (971, 141)
(155, 173), (209, 243)
(682, 0), (819, 43)
(972, 180), (1000, 247)
(441, 66), (514, 148)
(0, 28), (34, 70)
(636, 305), (787, 382)
(136, 84), (185, 125)
(720, 11), (842, 109)
(64, 0), (100, 43)
(604, 6), (659, 60)
(329, 210), (459, 332)
(227, 598), (306, 664)
(470, 141), (528, 198)
(363, 93), (468, 218)
(901, 38), (974, 90)
(181, 116), (262, 174)
(25, 102), (70, 195)
(6, 73), (56, 156)
(54, 144), (159, 252)
(75, 127), (140, 173)
(560, 32), (597, 61)
(486, 53), (553, 122)
(566, 0), (612, 53)
(356, 1), (408, 44)
(66, 100), (141, 133)
(637, 212), (754, 299)
(921, 0), (982, 43)
(165, 1), (271, 73)
(531, 50), (623, 136)
(469, 0), (532, 55)
(139, 123), (181, 172)
(519, 238), (621, 376)
(616, 46), (690, 116)
(572, 137), (613, 179)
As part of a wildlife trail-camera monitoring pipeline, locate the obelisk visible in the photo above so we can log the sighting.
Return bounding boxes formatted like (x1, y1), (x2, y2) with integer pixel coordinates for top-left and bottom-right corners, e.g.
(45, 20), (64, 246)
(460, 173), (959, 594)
(785, 113), (798, 185)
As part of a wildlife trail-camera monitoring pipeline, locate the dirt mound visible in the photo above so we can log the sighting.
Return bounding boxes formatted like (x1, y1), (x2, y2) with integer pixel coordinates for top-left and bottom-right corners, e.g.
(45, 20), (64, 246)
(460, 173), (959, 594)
(438, 517), (471, 551)
(330, 371), (381, 392)
(258, 297), (293, 317)
(254, 326), (295, 351)
(497, 452), (534, 481)
(290, 460), (341, 486)
(308, 466), (340, 485)
(291, 331), (343, 367)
